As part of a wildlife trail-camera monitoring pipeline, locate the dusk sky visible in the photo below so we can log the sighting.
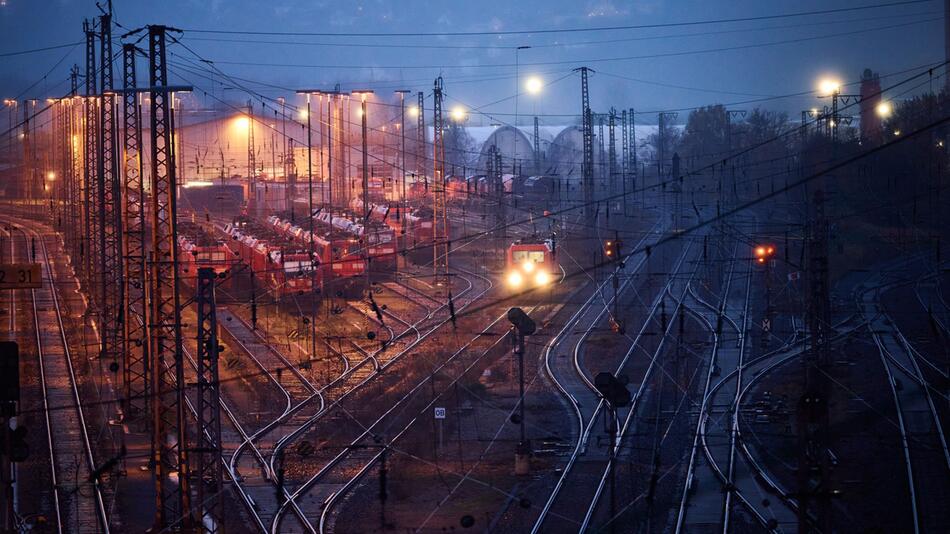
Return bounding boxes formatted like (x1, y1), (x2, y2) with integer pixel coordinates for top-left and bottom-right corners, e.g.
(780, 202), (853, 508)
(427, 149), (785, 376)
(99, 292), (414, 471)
(0, 0), (944, 124)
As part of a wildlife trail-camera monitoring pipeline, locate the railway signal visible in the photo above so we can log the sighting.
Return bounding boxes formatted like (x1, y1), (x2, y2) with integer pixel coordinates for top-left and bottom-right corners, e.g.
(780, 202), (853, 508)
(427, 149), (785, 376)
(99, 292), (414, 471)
(507, 307), (535, 475)
(754, 244), (775, 265)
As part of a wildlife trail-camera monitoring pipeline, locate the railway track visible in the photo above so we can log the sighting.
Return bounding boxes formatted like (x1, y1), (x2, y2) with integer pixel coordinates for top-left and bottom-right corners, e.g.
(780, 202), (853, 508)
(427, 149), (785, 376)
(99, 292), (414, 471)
(860, 270), (950, 533)
(529, 217), (684, 533)
(313, 285), (574, 534)
(19, 223), (111, 533)
(189, 265), (489, 532)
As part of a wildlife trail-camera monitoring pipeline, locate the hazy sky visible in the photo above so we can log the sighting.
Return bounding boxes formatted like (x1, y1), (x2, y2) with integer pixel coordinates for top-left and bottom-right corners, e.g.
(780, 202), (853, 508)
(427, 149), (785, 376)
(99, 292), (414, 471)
(0, 0), (943, 125)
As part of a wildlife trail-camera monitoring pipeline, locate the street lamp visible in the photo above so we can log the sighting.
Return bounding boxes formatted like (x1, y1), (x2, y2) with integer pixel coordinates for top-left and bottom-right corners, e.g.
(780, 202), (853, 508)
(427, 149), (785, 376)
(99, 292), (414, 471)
(525, 76), (543, 95)
(352, 89), (374, 292)
(294, 88), (324, 374)
(514, 45), (531, 127)
(818, 78), (841, 97)
(394, 90), (411, 262)
(876, 101), (893, 118)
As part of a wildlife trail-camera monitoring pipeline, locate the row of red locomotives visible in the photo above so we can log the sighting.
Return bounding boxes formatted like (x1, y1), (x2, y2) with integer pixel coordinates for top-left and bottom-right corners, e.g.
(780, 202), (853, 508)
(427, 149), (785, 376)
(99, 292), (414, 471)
(264, 215), (370, 296)
(177, 219), (239, 289)
(348, 199), (443, 264)
(224, 216), (319, 299)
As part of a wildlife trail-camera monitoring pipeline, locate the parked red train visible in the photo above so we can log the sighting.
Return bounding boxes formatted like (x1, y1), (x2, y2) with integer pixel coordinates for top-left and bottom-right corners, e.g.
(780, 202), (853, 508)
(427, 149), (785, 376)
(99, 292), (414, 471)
(177, 220), (238, 286)
(224, 217), (318, 299)
(311, 211), (397, 274)
(349, 199), (442, 252)
(266, 215), (366, 297)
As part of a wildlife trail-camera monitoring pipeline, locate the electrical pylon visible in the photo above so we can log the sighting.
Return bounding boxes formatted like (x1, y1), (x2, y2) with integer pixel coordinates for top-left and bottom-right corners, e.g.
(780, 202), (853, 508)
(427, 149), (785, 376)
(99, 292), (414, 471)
(98, 11), (124, 372)
(431, 77), (449, 289)
(416, 91), (426, 179)
(146, 24), (192, 531)
(576, 67), (594, 221)
(195, 267), (224, 532)
(83, 19), (98, 297)
(247, 99), (257, 212)
(121, 43), (149, 421)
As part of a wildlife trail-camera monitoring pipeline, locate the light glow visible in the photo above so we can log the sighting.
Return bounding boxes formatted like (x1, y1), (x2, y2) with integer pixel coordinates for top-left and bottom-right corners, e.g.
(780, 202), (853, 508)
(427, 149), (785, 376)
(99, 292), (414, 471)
(525, 76), (543, 95)
(534, 271), (551, 286)
(234, 116), (250, 132)
(521, 261), (535, 273)
(450, 106), (466, 122)
(818, 79), (841, 96)
(408, 105), (420, 118)
(876, 101), (892, 118)
(506, 271), (523, 288)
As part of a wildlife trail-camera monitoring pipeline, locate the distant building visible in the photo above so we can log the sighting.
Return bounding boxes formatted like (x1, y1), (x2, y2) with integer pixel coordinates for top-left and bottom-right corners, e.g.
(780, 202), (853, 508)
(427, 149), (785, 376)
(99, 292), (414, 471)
(860, 68), (883, 144)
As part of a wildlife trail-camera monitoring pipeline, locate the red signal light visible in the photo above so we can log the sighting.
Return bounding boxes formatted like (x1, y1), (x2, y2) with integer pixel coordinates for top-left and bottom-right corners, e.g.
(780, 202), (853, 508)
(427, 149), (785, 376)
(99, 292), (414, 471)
(754, 244), (775, 264)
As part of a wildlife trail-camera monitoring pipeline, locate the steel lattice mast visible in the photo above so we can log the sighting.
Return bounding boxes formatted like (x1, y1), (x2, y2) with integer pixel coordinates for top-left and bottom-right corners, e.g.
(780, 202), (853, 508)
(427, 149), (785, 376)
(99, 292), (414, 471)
(621, 109), (628, 205)
(608, 108), (617, 196)
(577, 67), (594, 220)
(247, 99), (256, 213)
(67, 67), (82, 257)
(146, 24), (192, 531)
(83, 19), (98, 295)
(533, 116), (541, 175)
(122, 43), (149, 421)
(98, 11), (124, 370)
(195, 267), (224, 532)
(431, 77), (449, 288)
(416, 91), (425, 180)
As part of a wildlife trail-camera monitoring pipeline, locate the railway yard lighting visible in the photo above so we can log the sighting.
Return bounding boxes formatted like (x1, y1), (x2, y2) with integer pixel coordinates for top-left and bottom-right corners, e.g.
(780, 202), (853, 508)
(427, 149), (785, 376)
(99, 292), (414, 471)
(818, 78), (841, 97)
(450, 106), (466, 123)
(525, 76), (543, 95)
(876, 101), (892, 118)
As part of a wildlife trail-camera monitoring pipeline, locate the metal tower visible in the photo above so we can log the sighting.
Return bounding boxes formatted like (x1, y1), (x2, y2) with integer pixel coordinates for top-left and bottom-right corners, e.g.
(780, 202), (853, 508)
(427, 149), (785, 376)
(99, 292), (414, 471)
(431, 77), (449, 288)
(195, 267), (224, 532)
(416, 91), (426, 180)
(98, 11), (124, 371)
(247, 99), (257, 212)
(533, 116), (541, 175)
(146, 24), (192, 531)
(608, 108), (617, 195)
(798, 188), (833, 533)
(621, 109), (628, 203)
(576, 67), (594, 220)
(122, 43), (149, 421)
(598, 114), (606, 185)
(83, 19), (98, 296)
(67, 68), (81, 253)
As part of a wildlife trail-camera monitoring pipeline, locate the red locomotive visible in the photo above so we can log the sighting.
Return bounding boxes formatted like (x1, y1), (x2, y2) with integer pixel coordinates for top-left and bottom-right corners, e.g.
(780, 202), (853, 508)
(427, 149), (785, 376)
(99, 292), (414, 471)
(225, 217), (319, 299)
(312, 211), (397, 274)
(266, 215), (367, 297)
(349, 199), (443, 258)
(505, 236), (558, 289)
(177, 220), (238, 286)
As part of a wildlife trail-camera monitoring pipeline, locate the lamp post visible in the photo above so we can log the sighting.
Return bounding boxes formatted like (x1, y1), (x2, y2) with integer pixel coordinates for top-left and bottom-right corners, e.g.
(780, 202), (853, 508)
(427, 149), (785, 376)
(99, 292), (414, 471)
(395, 90), (411, 268)
(295, 89), (322, 377)
(514, 45), (531, 127)
(353, 90), (374, 292)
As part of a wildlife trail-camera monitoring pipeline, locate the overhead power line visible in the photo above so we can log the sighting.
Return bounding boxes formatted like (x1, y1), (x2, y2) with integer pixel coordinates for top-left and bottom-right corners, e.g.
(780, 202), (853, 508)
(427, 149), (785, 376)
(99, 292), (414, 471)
(178, 0), (934, 37)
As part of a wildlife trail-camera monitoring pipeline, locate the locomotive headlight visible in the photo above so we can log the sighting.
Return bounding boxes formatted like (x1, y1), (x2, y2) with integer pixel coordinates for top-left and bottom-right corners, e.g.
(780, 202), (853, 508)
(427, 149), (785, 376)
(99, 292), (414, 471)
(521, 261), (535, 273)
(506, 271), (523, 288)
(534, 271), (551, 286)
